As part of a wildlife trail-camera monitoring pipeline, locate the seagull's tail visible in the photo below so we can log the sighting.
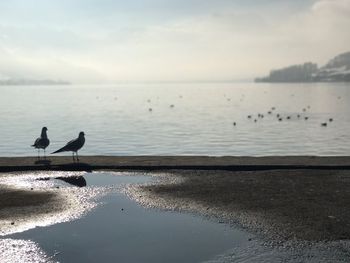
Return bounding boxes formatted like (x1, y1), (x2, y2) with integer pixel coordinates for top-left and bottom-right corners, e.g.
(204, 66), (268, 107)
(51, 147), (66, 154)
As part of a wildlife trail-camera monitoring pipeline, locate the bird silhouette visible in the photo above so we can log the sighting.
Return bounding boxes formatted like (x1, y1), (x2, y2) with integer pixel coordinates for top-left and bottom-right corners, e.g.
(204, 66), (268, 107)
(31, 127), (50, 159)
(52, 132), (85, 162)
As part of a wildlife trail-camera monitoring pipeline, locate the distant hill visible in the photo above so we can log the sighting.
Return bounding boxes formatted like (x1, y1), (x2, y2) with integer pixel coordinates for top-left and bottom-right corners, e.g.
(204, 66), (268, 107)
(0, 78), (70, 85)
(314, 52), (350, 82)
(255, 51), (350, 83)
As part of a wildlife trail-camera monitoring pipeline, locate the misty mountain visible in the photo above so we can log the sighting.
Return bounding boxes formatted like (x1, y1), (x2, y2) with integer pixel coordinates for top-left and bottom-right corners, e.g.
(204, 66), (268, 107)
(314, 52), (350, 82)
(0, 79), (70, 85)
(255, 51), (350, 83)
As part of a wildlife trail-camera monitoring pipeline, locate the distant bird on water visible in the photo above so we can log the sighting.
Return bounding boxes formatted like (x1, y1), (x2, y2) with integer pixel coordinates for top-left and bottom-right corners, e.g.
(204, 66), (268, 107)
(52, 132), (85, 162)
(31, 127), (50, 159)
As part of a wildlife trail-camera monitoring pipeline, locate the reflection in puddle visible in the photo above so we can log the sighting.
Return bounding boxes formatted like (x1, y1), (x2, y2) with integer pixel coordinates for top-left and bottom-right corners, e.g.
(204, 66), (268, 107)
(37, 175), (87, 187)
(1, 172), (251, 263)
(56, 176), (87, 187)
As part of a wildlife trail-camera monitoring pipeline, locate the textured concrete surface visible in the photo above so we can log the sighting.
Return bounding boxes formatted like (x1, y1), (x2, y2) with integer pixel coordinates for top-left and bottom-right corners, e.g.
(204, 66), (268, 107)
(0, 155), (350, 172)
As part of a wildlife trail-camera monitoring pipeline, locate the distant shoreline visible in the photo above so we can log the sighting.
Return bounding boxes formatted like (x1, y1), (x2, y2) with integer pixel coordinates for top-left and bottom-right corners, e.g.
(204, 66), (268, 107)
(254, 79), (350, 83)
(255, 51), (350, 83)
(0, 79), (70, 86)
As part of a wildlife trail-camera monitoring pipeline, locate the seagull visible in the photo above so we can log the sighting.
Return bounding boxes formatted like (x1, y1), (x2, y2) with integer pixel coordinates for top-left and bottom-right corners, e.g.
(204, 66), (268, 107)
(31, 127), (50, 159)
(51, 132), (85, 162)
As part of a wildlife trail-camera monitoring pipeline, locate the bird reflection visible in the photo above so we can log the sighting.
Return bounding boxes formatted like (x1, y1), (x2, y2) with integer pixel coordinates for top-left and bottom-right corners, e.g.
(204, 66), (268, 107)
(56, 176), (87, 187)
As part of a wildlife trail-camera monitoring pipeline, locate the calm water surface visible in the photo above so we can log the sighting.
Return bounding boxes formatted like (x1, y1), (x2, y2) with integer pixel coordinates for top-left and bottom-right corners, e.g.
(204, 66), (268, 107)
(1, 82), (350, 156)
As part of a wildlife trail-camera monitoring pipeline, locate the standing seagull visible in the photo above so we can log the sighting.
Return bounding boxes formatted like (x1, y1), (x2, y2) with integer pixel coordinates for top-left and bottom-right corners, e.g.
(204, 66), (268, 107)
(31, 127), (50, 159)
(51, 132), (85, 162)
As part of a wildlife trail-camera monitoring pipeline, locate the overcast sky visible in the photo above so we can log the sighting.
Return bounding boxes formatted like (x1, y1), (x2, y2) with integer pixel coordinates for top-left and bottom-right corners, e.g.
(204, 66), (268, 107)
(0, 0), (349, 83)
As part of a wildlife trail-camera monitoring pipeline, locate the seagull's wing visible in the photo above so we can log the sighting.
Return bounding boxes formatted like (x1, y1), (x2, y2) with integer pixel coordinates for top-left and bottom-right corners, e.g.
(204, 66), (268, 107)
(31, 137), (41, 147)
(32, 137), (50, 149)
(66, 138), (77, 146)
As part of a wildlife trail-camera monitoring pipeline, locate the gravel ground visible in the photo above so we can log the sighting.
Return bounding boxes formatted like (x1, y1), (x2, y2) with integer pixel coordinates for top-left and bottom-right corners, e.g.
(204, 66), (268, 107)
(126, 169), (350, 261)
(130, 169), (350, 241)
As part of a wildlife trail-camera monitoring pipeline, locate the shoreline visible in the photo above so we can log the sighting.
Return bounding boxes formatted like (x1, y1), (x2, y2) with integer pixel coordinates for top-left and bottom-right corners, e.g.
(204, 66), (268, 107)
(0, 156), (350, 172)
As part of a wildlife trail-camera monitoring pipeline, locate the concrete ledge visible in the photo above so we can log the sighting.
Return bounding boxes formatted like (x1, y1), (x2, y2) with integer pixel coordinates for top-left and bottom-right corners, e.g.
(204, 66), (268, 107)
(0, 156), (350, 172)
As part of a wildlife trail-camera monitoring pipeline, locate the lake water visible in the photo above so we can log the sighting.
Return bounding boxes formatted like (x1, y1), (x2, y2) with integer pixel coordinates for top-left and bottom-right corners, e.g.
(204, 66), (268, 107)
(3, 172), (251, 263)
(1, 82), (350, 156)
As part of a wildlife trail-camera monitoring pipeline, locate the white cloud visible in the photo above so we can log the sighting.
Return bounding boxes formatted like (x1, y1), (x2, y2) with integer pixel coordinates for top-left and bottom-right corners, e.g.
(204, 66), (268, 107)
(278, 0), (350, 63)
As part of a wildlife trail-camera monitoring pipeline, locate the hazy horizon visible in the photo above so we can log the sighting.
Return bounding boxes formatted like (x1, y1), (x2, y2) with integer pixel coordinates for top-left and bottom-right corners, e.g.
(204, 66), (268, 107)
(0, 0), (349, 83)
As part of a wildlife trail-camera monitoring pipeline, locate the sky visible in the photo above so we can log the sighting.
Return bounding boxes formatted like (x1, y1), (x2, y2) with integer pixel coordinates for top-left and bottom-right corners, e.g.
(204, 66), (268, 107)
(0, 0), (349, 83)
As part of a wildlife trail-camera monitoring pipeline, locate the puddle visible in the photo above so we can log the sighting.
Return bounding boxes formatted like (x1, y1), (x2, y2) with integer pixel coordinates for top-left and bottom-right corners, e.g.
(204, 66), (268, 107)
(0, 172), (252, 263)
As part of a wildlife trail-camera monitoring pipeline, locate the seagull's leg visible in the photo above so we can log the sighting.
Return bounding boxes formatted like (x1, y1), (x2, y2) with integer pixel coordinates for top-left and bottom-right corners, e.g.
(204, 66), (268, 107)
(76, 151), (79, 162)
(72, 152), (75, 162)
(37, 149), (40, 159)
(44, 149), (46, 159)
